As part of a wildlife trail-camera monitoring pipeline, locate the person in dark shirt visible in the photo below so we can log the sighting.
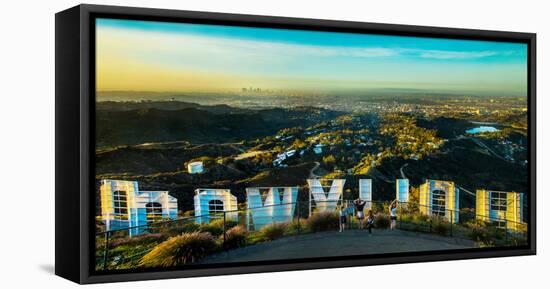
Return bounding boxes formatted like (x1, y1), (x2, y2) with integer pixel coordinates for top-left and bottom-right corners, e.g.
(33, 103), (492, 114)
(366, 210), (375, 235)
(354, 198), (367, 229)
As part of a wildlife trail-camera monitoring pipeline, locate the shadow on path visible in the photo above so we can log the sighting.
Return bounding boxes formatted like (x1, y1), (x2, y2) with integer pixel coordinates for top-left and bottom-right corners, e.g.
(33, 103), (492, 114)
(202, 229), (475, 264)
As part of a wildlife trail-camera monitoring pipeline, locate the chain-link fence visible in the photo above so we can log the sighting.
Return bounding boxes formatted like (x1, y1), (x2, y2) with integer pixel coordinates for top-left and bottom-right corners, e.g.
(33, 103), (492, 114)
(95, 199), (528, 271)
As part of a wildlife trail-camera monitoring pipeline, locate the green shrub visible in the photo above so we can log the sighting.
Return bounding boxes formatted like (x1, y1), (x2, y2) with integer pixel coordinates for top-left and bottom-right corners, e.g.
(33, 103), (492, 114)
(181, 222), (201, 232)
(222, 226), (248, 250)
(474, 233), (496, 247)
(506, 235), (528, 247)
(139, 232), (219, 267)
(464, 218), (488, 229)
(198, 219), (237, 236)
(371, 202), (387, 214)
(410, 223), (422, 232)
(490, 227), (506, 240)
(225, 220), (238, 229)
(470, 225), (509, 246)
(400, 213), (413, 223)
(109, 233), (167, 248)
(286, 219), (308, 235)
(198, 221), (223, 236)
(465, 219), (510, 246)
(374, 214), (390, 229)
(259, 222), (288, 241)
(468, 227), (488, 242)
(413, 214), (429, 223)
(431, 220), (449, 236)
(306, 211), (339, 232)
(405, 203), (419, 214)
(161, 222), (200, 236)
(246, 231), (265, 245)
(475, 240), (496, 248)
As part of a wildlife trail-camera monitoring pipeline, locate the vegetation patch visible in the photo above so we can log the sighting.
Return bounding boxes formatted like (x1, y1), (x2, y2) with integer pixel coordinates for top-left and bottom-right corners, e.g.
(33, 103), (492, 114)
(431, 218), (449, 236)
(258, 223), (288, 241)
(306, 211), (339, 232)
(109, 233), (168, 248)
(285, 219), (308, 236)
(155, 221), (199, 236)
(222, 226), (248, 250)
(198, 219), (237, 236)
(374, 214), (390, 229)
(140, 232), (219, 267)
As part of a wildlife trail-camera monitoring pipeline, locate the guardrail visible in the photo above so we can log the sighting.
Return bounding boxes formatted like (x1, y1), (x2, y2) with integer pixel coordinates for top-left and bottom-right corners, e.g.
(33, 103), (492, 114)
(95, 199), (527, 271)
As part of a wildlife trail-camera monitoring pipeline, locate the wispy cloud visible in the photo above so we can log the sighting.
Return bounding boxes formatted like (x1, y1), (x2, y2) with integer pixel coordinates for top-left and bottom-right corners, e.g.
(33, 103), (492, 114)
(97, 24), (527, 95)
(295, 46), (398, 58)
(412, 49), (497, 59)
(100, 26), (512, 63)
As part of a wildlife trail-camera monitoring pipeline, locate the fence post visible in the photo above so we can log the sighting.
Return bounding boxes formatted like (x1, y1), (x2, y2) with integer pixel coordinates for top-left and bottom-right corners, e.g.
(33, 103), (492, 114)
(102, 231), (110, 271)
(309, 190), (312, 218)
(504, 219), (508, 244)
(398, 205), (401, 230)
(248, 207), (253, 231)
(296, 201), (301, 233)
(450, 210), (453, 237)
(223, 212), (227, 245)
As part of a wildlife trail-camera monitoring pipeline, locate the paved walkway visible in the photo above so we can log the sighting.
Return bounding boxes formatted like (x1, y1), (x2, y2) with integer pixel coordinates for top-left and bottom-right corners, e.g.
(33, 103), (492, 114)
(202, 229), (475, 264)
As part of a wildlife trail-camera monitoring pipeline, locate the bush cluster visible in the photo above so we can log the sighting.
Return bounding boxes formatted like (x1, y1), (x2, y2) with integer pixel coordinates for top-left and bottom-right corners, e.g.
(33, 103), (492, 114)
(198, 219), (237, 236)
(413, 213), (430, 223)
(160, 222), (200, 236)
(306, 211), (339, 232)
(286, 219), (308, 235)
(431, 219), (449, 236)
(109, 233), (167, 248)
(140, 232), (219, 267)
(468, 227), (496, 247)
(374, 214), (390, 229)
(259, 222), (288, 241)
(222, 225), (248, 250)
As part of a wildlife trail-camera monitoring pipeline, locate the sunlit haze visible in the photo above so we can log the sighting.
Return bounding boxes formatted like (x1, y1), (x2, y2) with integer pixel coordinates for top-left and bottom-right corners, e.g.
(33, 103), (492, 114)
(96, 18), (528, 96)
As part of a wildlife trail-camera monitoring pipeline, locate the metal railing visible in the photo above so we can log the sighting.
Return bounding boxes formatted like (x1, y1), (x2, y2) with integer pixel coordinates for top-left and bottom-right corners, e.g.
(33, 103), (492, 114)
(95, 201), (304, 270)
(393, 202), (527, 244)
(95, 199), (528, 271)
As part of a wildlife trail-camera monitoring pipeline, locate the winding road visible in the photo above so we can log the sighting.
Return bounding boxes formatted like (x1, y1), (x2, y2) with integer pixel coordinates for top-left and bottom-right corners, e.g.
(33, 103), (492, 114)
(309, 161), (321, 179)
(399, 163), (409, 179)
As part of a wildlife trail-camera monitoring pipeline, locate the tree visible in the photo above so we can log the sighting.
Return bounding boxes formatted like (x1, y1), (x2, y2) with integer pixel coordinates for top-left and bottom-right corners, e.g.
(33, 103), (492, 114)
(291, 138), (307, 150)
(322, 155), (336, 166)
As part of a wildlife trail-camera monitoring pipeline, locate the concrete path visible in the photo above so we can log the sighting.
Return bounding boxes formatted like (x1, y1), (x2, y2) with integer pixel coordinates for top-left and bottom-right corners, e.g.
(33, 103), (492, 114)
(202, 229), (475, 264)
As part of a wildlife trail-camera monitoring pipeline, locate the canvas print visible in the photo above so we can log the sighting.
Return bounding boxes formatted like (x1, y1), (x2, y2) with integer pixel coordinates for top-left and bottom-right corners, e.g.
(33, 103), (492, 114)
(94, 18), (529, 272)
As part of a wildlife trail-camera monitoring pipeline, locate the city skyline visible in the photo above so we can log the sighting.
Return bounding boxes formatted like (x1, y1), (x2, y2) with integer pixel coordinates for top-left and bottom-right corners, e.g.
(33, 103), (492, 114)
(96, 18), (528, 96)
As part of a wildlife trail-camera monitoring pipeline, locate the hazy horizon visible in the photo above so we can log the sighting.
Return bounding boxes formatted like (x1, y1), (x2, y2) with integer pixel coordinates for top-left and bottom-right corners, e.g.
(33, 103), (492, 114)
(96, 18), (528, 97)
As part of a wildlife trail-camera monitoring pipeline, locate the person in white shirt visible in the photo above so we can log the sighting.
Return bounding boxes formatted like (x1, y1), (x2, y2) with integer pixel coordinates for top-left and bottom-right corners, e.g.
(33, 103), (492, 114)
(339, 203), (349, 232)
(389, 199), (398, 230)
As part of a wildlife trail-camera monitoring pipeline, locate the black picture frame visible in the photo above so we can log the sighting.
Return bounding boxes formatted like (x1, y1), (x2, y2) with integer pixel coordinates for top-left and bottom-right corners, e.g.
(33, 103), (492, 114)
(55, 4), (536, 284)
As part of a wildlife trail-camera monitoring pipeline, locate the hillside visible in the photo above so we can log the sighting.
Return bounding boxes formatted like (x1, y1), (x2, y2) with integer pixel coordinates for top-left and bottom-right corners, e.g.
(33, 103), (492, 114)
(96, 103), (342, 148)
(96, 143), (242, 175)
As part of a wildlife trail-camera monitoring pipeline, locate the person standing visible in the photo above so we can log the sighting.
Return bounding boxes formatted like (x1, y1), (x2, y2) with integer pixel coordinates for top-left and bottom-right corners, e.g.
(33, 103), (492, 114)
(339, 203), (348, 232)
(354, 198), (367, 229)
(389, 199), (398, 230)
(366, 210), (375, 235)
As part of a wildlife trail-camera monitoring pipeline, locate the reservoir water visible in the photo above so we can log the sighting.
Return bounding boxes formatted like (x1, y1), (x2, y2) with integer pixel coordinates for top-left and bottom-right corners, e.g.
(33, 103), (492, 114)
(466, 126), (499, 134)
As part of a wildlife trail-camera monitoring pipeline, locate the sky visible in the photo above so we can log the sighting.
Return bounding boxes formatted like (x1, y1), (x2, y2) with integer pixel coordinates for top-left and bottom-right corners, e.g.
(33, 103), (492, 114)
(96, 18), (528, 96)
